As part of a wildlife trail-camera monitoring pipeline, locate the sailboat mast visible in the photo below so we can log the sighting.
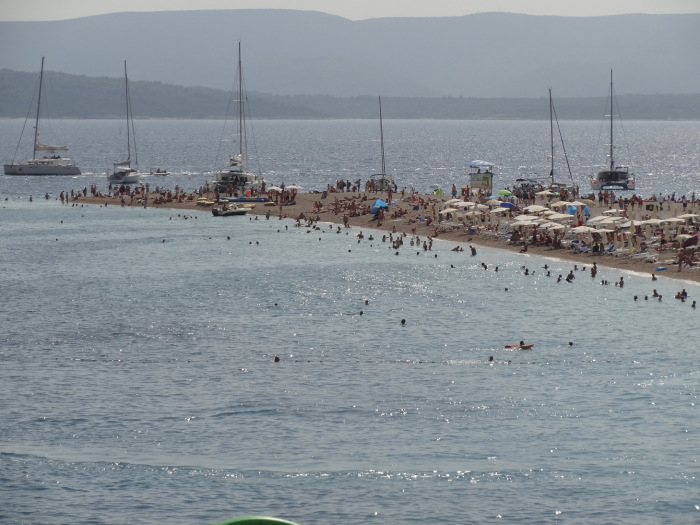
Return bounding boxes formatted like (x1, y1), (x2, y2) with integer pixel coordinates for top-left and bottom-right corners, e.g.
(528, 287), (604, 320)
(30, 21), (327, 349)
(379, 96), (386, 177)
(33, 57), (45, 160)
(124, 60), (131, 164)
(549, 88), (554, 185)
(238, 42), (244, 158)
(609, 69), (614, 171)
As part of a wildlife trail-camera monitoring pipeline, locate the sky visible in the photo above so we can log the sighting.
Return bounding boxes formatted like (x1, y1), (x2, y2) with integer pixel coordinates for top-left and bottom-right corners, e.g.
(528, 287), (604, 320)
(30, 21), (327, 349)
(2, 0), (700, 21)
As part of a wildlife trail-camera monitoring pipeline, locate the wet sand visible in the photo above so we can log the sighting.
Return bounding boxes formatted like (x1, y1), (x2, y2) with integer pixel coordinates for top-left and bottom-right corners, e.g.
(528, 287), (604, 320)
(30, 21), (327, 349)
(76, 188), (700, 284)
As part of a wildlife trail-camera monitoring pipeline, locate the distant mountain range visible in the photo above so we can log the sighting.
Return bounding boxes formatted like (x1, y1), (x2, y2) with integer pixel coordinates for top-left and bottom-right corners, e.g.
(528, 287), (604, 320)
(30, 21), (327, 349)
(0, 9), (699, 99)
(2, 68), (700, 120)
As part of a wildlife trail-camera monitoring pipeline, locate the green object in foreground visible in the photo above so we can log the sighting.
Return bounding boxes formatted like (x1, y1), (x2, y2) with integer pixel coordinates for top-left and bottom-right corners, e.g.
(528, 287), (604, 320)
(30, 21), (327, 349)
(213, 517), (300, 525)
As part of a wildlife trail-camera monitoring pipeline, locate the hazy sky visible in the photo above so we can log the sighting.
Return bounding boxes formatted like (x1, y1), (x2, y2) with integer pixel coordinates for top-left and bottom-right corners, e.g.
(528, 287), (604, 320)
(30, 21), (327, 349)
(3, 0), (700, 21)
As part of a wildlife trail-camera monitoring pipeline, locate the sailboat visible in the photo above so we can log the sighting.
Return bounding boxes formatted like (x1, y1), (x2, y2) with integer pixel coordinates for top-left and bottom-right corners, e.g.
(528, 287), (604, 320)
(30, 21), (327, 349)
(369, 96), (395, 192)
(591, 70), (636, 190)
(206, 42), (262, 195)
(546, 88), (575, 192)
(4, 57), (81, 176)
(109, 61), (141, 185)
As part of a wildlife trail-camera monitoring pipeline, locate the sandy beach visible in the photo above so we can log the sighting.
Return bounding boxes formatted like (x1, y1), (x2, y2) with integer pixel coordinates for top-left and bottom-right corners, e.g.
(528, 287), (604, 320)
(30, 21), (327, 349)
(68, 184), (700, 284)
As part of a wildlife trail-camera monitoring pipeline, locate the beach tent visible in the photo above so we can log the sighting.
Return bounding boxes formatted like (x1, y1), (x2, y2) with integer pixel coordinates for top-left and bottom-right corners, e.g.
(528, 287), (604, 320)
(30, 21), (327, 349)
(370, 199), (389, 215)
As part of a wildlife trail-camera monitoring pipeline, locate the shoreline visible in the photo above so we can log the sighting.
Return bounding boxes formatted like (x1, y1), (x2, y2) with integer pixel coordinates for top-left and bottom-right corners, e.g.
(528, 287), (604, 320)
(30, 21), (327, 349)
(57, 187), (700, 284)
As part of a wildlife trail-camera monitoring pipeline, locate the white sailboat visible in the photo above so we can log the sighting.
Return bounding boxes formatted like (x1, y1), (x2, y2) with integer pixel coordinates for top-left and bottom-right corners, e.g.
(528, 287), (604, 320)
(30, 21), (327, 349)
(591, 70), (636, 190)
(206, 42), (262, 195)
(4, 57), (81, 176)
(109, 61), (141, 185)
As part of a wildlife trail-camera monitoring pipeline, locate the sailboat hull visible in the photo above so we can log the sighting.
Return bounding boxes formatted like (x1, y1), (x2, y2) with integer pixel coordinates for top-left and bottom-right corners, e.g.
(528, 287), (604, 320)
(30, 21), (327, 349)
(4, 160), (81, 176)
(592, 169), (635, 190)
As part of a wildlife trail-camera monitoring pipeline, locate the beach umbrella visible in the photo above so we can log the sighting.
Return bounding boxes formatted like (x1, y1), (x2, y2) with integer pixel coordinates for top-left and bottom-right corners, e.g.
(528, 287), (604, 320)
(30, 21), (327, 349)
(490, 207), (509, 214)
(549, 213), (573, 221)
(455, 201), (476, 208)
(286, 184), (302, 190)
(546, 223), (566, 231)
(550, 200), (570, 208)
(677, 213), (699, 219)
(444, 198), (462, 205)
(586, 215), (607, 224)
(500, 202), (515, 209)
(602, 209), (620, 215)
(439, 207), (458, 215)
(497, 189), (512, 196)
(515, 214), (539, 221)
(524, 204), (548, 213)
(571, 225), (597, 233)
(268, 186), (282, 192)
(536, 190), (553, 196)
(569, 201), (586, 207)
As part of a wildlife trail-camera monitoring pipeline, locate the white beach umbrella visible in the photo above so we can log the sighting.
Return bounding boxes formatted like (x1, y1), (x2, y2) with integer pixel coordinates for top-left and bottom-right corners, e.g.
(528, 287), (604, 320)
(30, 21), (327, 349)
(268, 186), (282, 192)
(571, 225), (597, 233)
(550, 200), (570, 208)
(439, 208), (458, 215)
(602, 209), (621, 215)
(548, 213), (573, 221)
(587, 215), (607, 224)
(444, 198), (462, 205)
(524, 204), (549, 213)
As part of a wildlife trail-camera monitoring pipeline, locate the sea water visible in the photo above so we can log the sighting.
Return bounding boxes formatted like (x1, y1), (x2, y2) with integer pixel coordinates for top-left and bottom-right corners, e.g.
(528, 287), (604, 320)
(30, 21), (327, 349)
(1, 120), (699, 524)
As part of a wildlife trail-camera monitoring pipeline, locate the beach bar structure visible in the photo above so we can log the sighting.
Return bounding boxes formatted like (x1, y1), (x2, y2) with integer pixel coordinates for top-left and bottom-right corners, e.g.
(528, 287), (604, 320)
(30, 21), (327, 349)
(469, 160), (494, 196)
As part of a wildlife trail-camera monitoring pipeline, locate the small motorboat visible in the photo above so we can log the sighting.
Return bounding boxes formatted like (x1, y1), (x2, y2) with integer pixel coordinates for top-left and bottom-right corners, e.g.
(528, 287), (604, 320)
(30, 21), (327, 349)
(212, 204), (249, 217)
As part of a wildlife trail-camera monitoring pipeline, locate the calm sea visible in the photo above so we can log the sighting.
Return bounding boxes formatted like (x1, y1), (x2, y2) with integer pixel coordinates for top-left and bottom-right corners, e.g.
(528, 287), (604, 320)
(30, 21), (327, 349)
(1, 120), (699, 524)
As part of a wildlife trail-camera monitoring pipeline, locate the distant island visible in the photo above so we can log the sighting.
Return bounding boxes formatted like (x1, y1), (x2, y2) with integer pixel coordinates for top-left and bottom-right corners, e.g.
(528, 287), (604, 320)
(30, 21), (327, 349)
(1, 68), (700, 120)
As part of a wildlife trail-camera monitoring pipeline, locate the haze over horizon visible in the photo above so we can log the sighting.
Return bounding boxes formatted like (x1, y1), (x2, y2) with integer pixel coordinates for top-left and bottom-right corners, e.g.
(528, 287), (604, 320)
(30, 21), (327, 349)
(1, 9), (698, 99)
(3, 0), (700, 21)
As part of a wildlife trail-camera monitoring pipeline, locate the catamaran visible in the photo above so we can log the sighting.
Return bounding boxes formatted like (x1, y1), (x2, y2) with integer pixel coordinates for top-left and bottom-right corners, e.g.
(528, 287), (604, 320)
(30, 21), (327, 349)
(206, 42), (263, 195)
(4, 57), (81, 176)
(591, 70), (636, 190)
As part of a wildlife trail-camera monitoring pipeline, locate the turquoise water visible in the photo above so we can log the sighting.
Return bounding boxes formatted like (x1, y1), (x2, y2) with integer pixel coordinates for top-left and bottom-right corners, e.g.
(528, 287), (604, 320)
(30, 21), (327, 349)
(1, 195), (698, 524)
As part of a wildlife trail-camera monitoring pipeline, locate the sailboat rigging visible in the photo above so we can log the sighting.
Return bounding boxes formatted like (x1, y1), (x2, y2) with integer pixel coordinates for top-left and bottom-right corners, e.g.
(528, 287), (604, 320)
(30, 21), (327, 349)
(369, 96), (395, 192)
(206, 42), (263, 195)
(109, 61), (141, 184)
(547, 88), (574, 191)
(591, 70), (635, 190)
(4, 57), (81, 176)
